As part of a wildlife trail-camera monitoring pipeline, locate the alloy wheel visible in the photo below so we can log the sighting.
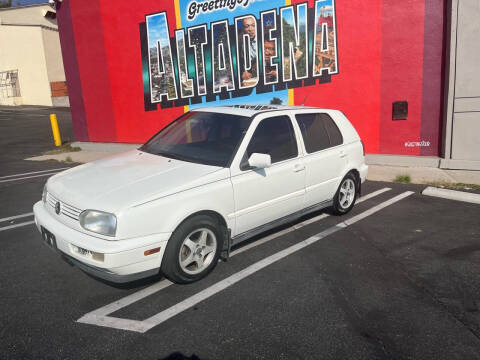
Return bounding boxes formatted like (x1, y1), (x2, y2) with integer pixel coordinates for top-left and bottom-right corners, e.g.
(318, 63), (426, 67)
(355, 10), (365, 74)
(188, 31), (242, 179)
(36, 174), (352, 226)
(179, 228), (217, 275)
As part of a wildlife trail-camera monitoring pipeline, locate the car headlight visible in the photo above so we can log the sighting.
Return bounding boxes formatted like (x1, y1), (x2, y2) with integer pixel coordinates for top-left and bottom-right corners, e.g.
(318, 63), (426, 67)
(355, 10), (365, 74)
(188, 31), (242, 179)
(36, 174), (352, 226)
(42, 185), (47, 203)
(79, 210), (117, 237)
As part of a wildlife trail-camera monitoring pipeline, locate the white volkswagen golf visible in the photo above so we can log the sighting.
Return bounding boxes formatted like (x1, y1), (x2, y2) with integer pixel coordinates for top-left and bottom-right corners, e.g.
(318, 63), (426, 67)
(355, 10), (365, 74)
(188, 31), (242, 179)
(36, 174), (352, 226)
(34, 105), (368, 284)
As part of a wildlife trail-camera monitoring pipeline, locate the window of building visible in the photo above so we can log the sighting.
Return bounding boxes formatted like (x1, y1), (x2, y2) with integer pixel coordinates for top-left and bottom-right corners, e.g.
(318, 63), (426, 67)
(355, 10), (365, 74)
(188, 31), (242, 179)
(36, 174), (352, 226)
(0, 70), (21, 99)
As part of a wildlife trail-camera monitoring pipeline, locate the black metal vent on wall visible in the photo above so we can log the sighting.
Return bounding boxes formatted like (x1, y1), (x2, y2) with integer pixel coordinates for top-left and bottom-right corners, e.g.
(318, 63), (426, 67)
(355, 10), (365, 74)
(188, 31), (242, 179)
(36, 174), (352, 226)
(392, 101), (408, 120)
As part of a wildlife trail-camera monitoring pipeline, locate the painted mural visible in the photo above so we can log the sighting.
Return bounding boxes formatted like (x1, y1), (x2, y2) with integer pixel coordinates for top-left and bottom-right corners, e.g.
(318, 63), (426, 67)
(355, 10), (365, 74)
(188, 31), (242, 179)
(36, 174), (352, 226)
(142, 0), (338, 110)
(55, 0), (446, 157)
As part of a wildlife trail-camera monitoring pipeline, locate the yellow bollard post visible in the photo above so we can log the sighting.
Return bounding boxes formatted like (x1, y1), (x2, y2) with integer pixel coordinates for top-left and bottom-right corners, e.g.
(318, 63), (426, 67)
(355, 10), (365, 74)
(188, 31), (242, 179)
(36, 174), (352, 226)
(49, 114), (62, 147)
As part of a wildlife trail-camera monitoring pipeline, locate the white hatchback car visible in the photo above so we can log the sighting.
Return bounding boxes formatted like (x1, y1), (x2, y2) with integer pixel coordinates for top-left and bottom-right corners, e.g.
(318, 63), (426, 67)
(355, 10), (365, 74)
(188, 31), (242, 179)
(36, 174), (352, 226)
(34, 105), (368, 284)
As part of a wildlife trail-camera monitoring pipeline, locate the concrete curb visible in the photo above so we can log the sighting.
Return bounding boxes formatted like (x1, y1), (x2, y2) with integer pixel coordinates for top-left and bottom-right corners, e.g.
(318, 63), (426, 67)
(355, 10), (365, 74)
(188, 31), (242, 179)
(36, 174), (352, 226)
(422, 186), (480, 204)
(366, 154), (441, 168)
(25, 151), (114, 163)
(71, 142), (140, 152)
(25, 142), (140, 163)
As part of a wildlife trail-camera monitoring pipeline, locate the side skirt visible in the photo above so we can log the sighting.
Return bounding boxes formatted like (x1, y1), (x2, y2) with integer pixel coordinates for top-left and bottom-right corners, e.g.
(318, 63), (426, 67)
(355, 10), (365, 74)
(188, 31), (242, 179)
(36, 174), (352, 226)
(230, 199), (333, 246)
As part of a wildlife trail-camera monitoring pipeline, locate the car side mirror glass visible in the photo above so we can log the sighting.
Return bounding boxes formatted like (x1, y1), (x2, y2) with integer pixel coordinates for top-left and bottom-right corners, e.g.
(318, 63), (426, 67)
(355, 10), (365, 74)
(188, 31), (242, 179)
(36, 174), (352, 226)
(248, 153), (271, 169)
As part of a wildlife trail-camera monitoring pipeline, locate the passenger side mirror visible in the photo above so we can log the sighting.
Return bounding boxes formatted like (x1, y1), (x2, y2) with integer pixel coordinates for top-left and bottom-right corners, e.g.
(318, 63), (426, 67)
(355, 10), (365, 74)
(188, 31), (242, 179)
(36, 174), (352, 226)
(248, 153), (271, 169)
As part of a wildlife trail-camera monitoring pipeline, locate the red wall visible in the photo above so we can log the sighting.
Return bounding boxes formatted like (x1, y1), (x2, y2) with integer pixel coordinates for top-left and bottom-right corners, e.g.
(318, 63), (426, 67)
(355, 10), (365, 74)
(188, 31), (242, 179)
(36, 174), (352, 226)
(57, 0), (446, 156)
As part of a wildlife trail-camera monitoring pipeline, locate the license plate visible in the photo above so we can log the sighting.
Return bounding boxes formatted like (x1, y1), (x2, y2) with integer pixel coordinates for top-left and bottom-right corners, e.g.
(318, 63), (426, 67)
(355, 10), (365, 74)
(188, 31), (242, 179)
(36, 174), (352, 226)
(41, 227), (57, 250)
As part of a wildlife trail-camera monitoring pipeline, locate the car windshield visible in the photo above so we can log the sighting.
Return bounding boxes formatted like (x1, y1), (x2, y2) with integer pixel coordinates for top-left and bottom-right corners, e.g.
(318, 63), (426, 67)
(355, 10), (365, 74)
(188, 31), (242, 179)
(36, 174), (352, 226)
(140, 111), (253, 167)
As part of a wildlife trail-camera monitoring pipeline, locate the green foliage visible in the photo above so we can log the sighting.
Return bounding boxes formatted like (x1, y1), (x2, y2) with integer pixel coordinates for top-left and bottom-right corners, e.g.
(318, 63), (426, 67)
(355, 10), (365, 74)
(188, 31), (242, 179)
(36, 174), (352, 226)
(0, 0), (12, 8)
(43, 143), (81, 155)
(281, 17), (307, 77)
(394, 175), (411, 184)
(270, 97), (283, 105)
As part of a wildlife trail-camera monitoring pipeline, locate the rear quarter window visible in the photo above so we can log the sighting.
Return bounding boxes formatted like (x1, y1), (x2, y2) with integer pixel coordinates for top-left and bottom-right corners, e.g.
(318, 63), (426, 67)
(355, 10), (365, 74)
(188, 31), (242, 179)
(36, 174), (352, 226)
(296, 113), (343, 153)
(323, 115), (343, 147)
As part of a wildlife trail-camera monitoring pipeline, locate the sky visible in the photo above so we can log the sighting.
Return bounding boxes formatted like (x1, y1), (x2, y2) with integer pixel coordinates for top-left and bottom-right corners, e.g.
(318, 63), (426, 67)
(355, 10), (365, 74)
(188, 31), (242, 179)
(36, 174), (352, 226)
(10, 0), (47, 6)
(146, 13), (170, 50)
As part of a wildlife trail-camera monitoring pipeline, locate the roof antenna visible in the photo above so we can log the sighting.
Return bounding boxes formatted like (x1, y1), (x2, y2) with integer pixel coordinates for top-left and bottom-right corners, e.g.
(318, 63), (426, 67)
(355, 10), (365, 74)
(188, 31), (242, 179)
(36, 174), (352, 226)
(301, 94), (309, 106)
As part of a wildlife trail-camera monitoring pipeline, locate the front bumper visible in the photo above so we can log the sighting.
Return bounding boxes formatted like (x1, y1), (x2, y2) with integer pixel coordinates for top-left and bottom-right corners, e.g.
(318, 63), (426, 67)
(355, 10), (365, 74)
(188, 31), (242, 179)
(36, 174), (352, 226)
(33, 201), (171, 283)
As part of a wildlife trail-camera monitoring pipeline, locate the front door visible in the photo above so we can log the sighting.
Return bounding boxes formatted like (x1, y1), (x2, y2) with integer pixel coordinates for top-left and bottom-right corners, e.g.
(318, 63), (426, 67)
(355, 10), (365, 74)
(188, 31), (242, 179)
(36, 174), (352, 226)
(230, 115), (305, 237)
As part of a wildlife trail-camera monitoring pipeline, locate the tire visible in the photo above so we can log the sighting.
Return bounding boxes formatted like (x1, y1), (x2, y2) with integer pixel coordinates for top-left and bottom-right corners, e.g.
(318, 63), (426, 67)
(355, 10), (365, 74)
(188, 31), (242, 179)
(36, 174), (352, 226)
(161, 214), (225, 284)
(332, 172), (358, 215)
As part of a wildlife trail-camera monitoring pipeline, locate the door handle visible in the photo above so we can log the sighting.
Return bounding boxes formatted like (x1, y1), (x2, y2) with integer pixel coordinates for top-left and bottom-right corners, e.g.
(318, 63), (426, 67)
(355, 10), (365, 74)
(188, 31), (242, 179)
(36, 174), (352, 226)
(339, 151), (347, 158)
(294, 164), (305, 172)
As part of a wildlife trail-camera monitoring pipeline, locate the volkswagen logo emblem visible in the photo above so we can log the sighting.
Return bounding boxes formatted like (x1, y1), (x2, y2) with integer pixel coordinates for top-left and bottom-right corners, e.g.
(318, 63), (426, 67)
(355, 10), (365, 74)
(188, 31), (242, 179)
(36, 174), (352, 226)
(55, 201), (61, 215)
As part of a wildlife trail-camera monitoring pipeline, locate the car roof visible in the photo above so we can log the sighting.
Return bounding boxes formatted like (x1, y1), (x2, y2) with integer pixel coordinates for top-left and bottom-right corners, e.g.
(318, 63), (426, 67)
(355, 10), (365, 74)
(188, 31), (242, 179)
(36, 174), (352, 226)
(193, 105), (335, 117)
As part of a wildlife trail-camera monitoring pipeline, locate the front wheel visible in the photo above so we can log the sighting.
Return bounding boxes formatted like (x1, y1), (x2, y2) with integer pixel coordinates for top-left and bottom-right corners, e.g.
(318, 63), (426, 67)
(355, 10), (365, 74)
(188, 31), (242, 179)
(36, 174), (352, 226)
(332, 173), (358, 215)
(161, 214), (224, 284)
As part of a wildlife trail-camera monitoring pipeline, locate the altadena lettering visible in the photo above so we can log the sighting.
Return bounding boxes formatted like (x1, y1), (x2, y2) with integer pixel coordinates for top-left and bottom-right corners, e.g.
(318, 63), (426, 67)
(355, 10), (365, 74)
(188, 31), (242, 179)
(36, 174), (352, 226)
(145, 0), (338, 105)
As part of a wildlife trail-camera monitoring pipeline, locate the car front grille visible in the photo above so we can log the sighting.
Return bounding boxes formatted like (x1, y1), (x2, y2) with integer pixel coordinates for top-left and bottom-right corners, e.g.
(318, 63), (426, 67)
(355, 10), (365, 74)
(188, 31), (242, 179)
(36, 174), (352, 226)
(46, 192), (83, 221)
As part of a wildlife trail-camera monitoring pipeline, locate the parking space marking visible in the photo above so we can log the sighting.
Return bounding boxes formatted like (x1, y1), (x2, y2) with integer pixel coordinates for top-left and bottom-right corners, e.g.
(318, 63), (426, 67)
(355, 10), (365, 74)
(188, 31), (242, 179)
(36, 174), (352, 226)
(78, 190), (412, 333)
(0, 212), (34, 223)
(356, 187), (392, 203)
(234, 187), (391, 256)
(86, 279), (174, 317)
(0, 220), (35, 232)
(0, 172), (63, 184)
(0, 167), (71, 180)
(293, 187), (392, 230)
(78, 187), (390, 322)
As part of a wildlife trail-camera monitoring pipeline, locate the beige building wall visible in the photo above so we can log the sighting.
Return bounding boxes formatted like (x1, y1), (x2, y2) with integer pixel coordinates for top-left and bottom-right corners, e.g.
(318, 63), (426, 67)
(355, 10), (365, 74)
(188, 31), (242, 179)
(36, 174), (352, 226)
(0, 4), (58, 27)
(441, 0), (480, 170)
(41, 27), (69, 106)
(42, 27), (66, 83)
(0, 4), (68, 107)
(0, 25), (52, 106)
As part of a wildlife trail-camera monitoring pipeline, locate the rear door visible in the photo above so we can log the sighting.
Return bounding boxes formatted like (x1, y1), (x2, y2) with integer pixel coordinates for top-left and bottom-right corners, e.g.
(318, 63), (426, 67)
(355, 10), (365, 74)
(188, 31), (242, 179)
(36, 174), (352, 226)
(230, 114), (306, 236)
(294, 112), (347, 208)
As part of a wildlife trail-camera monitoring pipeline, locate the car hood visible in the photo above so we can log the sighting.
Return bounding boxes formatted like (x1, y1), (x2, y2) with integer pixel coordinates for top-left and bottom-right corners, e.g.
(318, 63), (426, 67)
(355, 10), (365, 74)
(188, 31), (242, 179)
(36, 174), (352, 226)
(47, 149), (227, 213)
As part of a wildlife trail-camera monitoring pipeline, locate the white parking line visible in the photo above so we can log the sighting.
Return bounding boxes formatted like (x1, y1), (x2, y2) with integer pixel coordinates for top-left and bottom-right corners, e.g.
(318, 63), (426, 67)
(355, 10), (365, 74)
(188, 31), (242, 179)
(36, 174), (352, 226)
(356, 187), (392, 203)
(234, 187), (392, 256)
(78, 190), (412, 333)
(0, 167), (71, 180)
(77, 187), (390, 321)
(0, 212), (34, 223)
(0, 220), (35, 232)
(0, 172), (61, 183)
(85, 279), (174, 317)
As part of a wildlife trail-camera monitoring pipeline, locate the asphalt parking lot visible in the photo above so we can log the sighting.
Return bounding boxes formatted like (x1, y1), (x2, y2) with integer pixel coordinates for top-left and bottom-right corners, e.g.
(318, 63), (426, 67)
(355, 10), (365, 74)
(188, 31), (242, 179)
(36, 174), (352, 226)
(1, 107), (480, 359)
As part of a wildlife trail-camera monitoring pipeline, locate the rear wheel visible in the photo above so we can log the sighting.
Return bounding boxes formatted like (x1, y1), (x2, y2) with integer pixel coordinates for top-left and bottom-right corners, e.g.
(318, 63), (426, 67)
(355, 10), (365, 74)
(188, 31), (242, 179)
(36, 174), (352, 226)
(332, 173), (358, 215)
(161, 214), (224, 284)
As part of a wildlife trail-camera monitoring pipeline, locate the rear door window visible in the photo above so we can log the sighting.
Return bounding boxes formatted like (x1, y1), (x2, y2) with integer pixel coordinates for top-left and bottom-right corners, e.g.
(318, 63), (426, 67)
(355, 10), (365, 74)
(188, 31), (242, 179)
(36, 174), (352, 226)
(296, 113), (343, 153)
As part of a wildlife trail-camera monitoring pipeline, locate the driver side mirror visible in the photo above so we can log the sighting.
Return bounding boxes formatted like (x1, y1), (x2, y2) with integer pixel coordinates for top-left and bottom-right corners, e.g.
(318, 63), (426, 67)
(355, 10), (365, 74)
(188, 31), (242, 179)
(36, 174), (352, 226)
(248, 153), (271, 169)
